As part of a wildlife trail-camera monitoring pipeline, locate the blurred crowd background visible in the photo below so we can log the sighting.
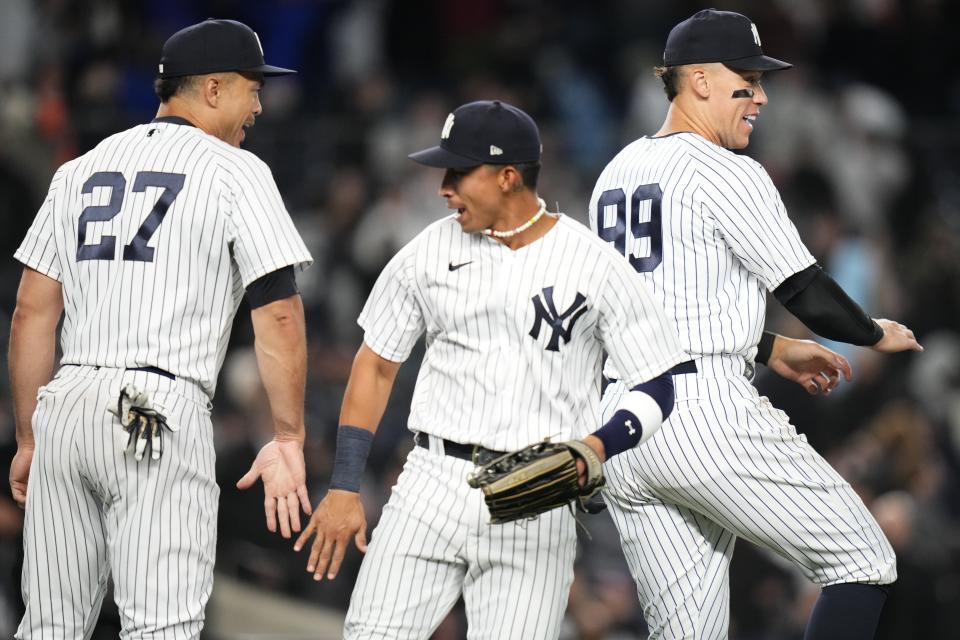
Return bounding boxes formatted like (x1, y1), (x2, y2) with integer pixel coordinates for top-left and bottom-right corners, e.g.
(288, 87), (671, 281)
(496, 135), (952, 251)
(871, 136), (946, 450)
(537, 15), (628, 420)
(0, 0), (958, 638)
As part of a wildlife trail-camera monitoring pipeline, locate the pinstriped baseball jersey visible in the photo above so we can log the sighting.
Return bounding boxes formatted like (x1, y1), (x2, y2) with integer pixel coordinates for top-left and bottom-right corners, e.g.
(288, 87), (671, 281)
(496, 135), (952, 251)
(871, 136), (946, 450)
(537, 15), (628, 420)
(588, 129), (895, 639)
(347, 210), (684, 640)
(357, 213), (686, 450)
(14, 119), (312, 397)
(589, 132), (814, 371)
(14, 117), (311, 639)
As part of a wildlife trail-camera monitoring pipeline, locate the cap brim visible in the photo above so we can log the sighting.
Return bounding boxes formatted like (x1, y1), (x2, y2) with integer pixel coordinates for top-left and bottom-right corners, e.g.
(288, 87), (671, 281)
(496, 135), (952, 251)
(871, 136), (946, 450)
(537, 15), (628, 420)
(408, 145), (482, 169)
(725, 54), (792, 71)
(250, 64), (297, 77)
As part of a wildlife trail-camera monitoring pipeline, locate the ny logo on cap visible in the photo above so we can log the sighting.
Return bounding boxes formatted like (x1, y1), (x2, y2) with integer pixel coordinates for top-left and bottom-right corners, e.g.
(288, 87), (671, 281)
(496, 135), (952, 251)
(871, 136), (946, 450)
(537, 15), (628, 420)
(441, 113), (455, 140)
(750, 23), (761, 47)
(253, 31), (264, 56)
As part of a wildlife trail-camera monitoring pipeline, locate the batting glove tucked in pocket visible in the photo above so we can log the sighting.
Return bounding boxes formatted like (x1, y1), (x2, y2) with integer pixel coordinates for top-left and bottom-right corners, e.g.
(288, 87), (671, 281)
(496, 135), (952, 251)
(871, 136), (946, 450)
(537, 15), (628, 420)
(107, 383), (172, 461)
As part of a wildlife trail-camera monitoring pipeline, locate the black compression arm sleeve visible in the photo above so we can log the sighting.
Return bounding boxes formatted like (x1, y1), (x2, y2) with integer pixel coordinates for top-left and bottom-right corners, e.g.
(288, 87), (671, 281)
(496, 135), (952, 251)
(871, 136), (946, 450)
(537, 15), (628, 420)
(774, 264), (883, 346)
(246, 266), (299, 308)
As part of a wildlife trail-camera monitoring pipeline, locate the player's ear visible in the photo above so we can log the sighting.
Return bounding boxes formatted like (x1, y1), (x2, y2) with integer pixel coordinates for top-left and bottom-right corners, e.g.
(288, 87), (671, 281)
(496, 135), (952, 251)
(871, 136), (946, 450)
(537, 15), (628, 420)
(201, 74), (222, 107)
(498, 166), (523, 194)
(688, 66), (711, 99)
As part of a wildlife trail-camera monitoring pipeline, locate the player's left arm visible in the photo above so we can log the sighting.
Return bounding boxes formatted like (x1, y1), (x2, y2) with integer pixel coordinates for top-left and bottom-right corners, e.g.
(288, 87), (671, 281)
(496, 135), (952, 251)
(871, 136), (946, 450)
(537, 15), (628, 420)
(591, 249), (688, 463)
(236, 269), (312, 540)
(8, 267), (63, 507)
(755, 331), (852, 395)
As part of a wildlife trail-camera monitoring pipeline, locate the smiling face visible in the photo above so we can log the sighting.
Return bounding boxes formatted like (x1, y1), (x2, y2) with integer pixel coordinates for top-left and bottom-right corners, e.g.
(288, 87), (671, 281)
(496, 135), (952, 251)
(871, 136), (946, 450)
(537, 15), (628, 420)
(213, 71), (263, 147)
(705, 65), (767, 149)
(438, 165), (507, 234)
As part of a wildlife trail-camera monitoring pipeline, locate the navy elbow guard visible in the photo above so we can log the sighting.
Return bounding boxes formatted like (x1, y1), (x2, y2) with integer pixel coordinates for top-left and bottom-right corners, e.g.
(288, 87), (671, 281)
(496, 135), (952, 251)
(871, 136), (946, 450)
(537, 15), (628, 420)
(594, 374), (675, 458)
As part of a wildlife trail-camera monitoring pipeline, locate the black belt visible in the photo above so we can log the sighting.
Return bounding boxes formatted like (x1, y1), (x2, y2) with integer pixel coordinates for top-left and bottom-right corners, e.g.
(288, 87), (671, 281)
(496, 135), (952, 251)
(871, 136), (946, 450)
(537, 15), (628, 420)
(127, 366), (176, 380)
(63, 364), (176, 381)
(606, 360), (697, 386)
(415, 435), (507, 465)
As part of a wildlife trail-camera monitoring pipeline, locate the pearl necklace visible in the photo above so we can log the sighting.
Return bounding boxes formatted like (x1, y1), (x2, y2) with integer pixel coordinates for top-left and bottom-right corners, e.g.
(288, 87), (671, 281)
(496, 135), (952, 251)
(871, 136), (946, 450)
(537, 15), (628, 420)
(483, 198), (547, 238)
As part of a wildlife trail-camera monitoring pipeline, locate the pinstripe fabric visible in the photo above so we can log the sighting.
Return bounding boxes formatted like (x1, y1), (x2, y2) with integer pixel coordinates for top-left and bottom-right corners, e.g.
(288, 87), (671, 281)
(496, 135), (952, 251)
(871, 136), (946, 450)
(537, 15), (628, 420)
(14, 119), (309, 638)
(344, 446), (576, 640)
(599, 376), (896, 639)
(589, 133), (815, 377)
(358, 214), (686, 449)
(589, 132), (894, 638)
(348, 213), (685, 637)
(17, 366), (217, 640)
(14, 121), (312, 398)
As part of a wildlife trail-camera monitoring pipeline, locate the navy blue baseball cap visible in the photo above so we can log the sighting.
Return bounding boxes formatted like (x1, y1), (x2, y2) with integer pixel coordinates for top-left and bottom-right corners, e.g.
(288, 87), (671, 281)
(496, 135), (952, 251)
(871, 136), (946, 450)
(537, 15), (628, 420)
(664, 9), (791, 71)
(409, 100), (542, 169)
(158, 19), (295, 79)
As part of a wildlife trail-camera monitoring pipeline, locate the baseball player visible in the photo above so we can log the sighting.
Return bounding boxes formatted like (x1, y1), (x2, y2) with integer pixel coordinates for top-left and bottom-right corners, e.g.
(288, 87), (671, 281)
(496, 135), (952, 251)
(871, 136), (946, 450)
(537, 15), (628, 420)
(9, 19), (313, 638)
(294, 100), (688, 639)
(589, 9), (923, 640)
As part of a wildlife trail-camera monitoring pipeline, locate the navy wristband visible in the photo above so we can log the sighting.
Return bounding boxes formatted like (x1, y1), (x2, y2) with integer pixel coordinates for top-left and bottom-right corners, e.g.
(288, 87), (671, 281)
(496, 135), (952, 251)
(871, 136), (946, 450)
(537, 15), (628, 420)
(594, 375), (674, 458)
(756, 331), (776, 366)
(595, 409), (645, 457)
(329, 425), (374, 493)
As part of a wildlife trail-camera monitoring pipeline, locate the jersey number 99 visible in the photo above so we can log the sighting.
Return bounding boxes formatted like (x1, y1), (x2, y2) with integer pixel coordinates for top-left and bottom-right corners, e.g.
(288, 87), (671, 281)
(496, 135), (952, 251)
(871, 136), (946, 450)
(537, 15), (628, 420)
(596, 184), (662, 273)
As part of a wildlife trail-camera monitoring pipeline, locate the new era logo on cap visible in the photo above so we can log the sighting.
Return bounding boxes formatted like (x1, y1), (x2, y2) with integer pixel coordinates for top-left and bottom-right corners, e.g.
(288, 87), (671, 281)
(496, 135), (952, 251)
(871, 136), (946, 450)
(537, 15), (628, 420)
(409, 100), (541, 169)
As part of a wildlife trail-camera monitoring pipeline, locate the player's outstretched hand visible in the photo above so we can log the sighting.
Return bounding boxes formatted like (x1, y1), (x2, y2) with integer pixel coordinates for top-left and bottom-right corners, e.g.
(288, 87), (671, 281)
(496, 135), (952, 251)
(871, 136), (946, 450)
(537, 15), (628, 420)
(236, 439), (312, 538)
(294, 489), (367, 581)
(767, 336), (852, 395)
(9, 443), (34, 508)
(871, 319), (923, 353)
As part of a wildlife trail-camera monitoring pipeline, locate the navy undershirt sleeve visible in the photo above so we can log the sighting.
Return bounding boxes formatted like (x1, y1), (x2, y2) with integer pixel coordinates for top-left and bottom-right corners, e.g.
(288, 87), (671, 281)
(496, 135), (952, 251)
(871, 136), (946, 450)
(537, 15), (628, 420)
(246, 266), (299, 308)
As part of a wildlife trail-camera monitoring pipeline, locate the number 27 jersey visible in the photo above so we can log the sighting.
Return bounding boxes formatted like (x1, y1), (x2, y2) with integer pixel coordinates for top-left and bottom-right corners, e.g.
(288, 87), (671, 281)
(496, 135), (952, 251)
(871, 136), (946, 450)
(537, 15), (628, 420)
(589, 132), (815, 363)
(14, 120), (312, 397)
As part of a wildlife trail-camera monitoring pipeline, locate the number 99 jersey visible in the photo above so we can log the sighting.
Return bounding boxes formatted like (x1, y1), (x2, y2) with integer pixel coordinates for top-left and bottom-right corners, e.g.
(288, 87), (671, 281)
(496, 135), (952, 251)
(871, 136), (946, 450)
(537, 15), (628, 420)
(14, 118), (312, 398)
(588, 132), (815, 371)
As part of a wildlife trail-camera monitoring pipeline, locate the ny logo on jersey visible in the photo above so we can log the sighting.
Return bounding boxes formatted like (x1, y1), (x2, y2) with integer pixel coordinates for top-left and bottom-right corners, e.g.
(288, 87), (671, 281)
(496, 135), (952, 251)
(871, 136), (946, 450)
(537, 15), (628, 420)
(529, 286), (588, 352)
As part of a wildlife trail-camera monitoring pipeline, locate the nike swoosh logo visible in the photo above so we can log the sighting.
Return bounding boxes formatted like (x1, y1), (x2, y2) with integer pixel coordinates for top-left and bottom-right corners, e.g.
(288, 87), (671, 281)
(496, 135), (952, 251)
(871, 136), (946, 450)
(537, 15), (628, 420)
(448, 261), (473, 272)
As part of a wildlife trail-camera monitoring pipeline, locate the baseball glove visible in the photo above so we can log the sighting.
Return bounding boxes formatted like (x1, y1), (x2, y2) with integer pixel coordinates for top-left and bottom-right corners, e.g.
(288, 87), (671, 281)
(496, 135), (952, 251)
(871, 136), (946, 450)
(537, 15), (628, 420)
(467, 440), (605, 524)
(107, 383), (171, 462)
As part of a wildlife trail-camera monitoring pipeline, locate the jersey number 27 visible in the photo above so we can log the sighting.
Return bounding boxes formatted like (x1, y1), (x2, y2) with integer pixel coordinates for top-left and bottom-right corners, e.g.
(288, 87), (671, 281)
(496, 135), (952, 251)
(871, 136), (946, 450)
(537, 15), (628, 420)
(77, 170), (185, 263)
(595, 184), (662, 273)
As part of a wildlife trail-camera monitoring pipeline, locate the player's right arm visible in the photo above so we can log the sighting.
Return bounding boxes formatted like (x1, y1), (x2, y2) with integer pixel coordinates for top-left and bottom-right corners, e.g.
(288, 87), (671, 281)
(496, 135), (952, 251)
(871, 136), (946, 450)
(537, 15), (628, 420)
(295, 234), (425, 581)
(8, 268), (63, 507)
(703, 157), (922, 360)
(294, 343), (401, 581)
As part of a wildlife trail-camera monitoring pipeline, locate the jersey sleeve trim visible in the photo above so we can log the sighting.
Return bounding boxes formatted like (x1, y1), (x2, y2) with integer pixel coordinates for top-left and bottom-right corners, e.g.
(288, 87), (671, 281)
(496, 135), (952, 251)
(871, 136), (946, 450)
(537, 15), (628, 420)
(13, 249), (63, 282)
(359, 334), (409, 364)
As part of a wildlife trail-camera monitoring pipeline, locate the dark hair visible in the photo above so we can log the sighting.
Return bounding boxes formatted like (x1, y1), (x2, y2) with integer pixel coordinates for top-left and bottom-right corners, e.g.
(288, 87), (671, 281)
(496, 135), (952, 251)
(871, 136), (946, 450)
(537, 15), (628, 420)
(654, 66), (683, 101)
(153, 75), (199, 103)
(511, 161), (541, 190)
